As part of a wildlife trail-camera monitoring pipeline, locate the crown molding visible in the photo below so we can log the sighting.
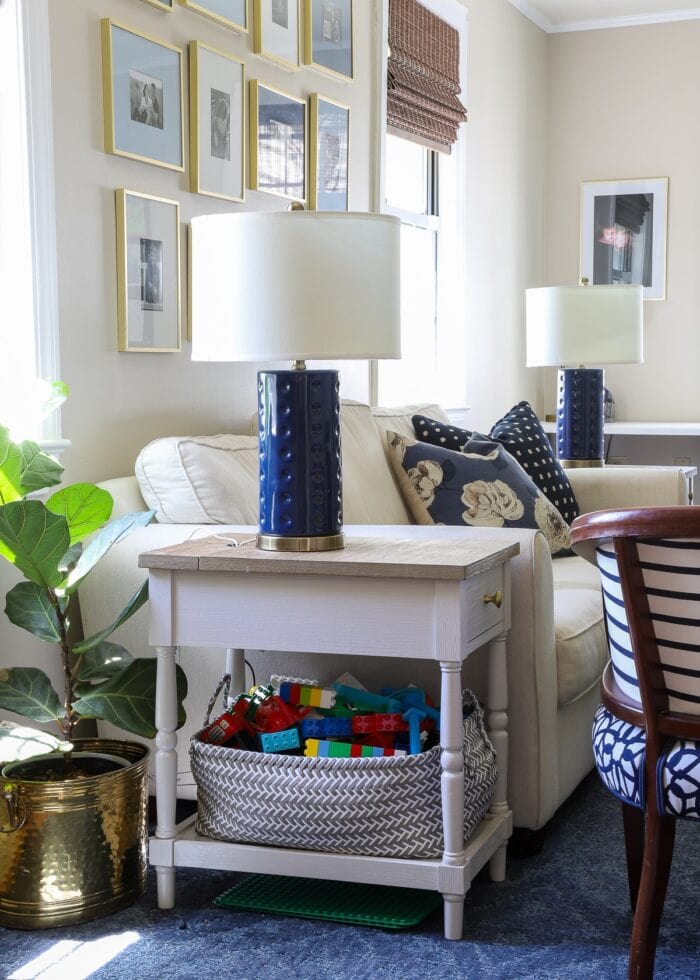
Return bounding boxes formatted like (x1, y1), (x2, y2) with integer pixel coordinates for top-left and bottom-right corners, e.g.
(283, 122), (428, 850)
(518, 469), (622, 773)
(507, 1), (700, 33)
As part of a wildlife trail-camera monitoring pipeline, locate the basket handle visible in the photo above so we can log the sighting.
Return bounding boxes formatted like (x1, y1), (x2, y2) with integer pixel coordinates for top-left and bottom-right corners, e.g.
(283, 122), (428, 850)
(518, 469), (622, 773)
(203, 674), (232, 727)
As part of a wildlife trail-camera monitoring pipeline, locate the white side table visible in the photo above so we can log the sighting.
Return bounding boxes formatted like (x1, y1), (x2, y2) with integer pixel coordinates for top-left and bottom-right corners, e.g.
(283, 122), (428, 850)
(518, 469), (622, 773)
(142, 530), (518, 940)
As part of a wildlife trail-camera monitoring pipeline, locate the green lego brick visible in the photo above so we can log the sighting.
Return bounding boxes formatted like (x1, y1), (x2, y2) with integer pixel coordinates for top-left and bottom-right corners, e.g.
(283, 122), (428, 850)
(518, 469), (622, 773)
(215, 874), (442, 929)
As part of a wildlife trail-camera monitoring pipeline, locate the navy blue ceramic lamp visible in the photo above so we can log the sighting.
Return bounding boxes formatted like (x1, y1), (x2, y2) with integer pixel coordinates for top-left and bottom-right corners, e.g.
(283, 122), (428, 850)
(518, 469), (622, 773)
(190, 211), (401, 551)
(526, 281), (643, 468)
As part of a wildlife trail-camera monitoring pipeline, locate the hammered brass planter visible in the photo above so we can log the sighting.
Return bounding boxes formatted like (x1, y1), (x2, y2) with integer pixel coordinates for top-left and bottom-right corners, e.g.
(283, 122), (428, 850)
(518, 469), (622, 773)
(0, 738), (149, 929)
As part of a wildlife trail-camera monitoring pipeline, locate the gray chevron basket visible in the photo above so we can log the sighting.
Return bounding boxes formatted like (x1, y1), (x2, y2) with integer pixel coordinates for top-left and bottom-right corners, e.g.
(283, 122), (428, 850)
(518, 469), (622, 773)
(190, 690), (497, 858)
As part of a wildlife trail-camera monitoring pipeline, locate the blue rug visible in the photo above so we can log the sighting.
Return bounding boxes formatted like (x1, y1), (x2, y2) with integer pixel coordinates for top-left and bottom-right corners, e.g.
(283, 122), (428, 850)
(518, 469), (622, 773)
(2, 773), (699, 979)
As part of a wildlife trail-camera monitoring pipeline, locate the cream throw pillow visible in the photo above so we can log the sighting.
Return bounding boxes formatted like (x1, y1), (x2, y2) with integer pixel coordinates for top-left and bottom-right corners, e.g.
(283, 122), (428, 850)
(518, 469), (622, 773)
(135, 434), (259, 524)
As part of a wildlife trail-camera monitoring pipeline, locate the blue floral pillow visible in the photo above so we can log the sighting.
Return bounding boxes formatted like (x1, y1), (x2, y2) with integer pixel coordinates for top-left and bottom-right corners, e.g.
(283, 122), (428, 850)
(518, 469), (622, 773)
(387, 430), (571, 555)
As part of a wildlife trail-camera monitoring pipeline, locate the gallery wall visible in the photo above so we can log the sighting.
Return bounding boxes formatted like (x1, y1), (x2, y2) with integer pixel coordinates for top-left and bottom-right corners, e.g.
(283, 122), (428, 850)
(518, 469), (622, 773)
(51, 0), (375, 486)
(545, 20), (700, 424)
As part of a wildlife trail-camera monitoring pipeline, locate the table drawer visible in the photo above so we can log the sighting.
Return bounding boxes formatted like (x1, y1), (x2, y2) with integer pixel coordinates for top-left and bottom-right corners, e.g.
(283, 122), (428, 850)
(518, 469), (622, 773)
(463, 565), (505, 643)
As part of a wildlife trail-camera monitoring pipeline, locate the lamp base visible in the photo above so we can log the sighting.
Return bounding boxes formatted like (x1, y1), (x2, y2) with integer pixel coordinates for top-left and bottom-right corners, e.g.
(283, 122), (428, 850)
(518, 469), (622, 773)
(256, 533), (345, 553)
(558, 458), (605, 470)
(556, 367), (605, 467)
(257, 369), (343, 551)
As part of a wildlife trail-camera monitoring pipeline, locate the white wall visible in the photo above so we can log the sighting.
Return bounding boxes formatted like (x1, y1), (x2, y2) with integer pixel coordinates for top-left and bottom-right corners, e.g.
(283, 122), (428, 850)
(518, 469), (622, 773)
(462, 0), (548, 433)
(545, 21), (700, 424)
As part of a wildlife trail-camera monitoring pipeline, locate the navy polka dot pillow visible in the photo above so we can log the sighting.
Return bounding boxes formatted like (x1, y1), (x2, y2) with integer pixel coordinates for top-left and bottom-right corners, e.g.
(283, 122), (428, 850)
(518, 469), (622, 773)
(412, 414), (472, 452)
(489, 402), (580, 525)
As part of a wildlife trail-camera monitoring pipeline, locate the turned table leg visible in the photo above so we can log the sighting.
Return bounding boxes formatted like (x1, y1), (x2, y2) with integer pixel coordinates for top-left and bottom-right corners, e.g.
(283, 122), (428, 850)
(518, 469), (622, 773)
(487, 631), (509, 882)
(154, 644), (178, 909)
(440, 659), (466, 940)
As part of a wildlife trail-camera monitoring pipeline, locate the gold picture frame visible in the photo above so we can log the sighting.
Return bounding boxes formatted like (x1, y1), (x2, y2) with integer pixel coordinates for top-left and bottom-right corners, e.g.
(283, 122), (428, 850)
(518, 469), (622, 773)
(253, 0), (301, 71)
(309, 94), (349, 210)
(249, 80), (306, 203)
(139, 0), (174, 10)
(190, 42), (246, 202)
(580, 177), (668, 301)
(102, 19), (185, 171)
(178, 0), (248, 33)
(116, 189), (182, 352)
(303, 0), (353, 81)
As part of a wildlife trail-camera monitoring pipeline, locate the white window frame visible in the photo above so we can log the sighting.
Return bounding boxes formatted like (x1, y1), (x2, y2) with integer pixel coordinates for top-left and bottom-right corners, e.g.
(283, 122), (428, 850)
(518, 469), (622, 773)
(0, 0), (63, 448)
(372, 0), (468, 421)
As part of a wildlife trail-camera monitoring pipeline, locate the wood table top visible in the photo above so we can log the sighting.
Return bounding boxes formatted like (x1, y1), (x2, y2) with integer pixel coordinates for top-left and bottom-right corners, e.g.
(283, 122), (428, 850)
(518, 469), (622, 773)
(139, 532), (520, 582)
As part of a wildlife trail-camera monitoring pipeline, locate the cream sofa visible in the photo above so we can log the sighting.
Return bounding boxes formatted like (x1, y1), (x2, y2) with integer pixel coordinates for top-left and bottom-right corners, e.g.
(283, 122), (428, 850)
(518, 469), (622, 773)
(78, 402), (692, 835)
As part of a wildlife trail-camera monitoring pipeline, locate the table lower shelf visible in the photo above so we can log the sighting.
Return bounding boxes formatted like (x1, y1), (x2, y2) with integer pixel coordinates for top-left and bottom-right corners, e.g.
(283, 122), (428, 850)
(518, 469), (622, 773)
(149, 808), (512, 897)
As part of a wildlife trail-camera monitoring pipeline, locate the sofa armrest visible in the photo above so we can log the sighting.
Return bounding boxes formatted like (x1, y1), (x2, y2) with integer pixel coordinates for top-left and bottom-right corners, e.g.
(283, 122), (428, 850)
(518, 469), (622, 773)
(568, 465), (692, 515)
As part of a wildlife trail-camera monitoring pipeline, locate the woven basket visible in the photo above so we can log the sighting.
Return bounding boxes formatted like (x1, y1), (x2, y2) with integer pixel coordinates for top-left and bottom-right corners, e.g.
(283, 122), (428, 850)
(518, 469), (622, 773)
(190, 690), (497, 859)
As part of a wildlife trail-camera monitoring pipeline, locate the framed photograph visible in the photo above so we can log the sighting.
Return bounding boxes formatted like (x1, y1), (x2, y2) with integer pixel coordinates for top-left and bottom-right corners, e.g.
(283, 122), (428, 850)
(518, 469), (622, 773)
(253, 0), (300, 70)
(303, 0), (353, 81)
(116, 189), (181, 352)
(190, 42), (245, 202)
(309, 94), (348, 211)
(102, 19), (184, 171)
(250, 81), (306, 202)
(178, 0), (248, 33)
(580, 177), (668, 301)
(139, 0), (173, 10)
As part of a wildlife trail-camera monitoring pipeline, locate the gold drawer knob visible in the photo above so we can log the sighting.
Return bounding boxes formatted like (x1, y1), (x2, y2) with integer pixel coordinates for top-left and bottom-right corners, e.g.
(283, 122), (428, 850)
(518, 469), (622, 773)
(483, 590), (503, 609)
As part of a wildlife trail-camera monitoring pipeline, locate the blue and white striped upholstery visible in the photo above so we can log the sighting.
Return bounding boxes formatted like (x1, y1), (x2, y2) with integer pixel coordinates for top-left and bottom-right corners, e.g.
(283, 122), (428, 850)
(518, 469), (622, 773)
(596, 538), (700, 713)
(593, 704), (700, 818)
(594, 536), (700, 819)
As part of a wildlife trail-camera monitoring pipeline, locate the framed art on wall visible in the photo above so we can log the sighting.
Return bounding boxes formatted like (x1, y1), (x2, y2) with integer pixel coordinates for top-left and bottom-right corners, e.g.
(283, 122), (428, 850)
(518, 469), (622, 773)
(309, 94), (348, 210)
(250, 80), (306, 202)
(139, 0), (174, 10)
(580, 177), (668, 300)
(102, 19), (184, 171)
(190, 42), (245, 202)
(116, 189), (181, 352)
(179, 0), (248, 32)
(253, 0), (300, 70)
(303, 0), (353, 80)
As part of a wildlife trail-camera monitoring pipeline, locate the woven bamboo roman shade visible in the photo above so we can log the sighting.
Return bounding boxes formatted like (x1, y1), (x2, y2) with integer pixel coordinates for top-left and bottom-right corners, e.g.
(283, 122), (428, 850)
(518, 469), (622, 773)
(387, 0), (467, 153)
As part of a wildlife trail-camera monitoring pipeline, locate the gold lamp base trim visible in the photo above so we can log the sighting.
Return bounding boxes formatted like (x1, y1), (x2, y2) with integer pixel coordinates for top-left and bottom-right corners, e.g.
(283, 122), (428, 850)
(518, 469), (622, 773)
(256, 532), (346, 552)
(559, 458), (605, 469)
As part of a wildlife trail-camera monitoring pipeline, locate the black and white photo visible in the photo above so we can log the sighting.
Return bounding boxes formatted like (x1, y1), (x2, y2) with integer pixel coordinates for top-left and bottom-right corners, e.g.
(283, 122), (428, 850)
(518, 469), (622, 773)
(130, 69), (163, 129)
(210, 88), (231, 160)
(140, 238), (163, 311)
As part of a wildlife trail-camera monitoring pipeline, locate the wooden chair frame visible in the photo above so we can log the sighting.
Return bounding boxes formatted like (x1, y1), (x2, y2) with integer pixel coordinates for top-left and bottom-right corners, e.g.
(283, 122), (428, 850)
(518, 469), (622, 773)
(571, 507), (700, 980)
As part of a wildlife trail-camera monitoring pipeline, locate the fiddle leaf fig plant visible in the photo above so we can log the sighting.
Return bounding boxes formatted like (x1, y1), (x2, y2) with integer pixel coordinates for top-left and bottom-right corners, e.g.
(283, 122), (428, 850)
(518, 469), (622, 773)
(0, 421), (186, 746)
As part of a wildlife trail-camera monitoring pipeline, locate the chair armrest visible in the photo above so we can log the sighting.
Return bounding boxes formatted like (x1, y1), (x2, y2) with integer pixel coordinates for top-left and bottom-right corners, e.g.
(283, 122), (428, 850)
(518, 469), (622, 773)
(568, 466), (693, 515)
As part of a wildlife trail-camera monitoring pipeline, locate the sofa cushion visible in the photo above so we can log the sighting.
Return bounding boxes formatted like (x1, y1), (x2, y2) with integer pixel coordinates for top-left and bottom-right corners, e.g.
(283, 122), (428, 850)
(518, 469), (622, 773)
(135, 434), (260, 524)
(386, 430), (571, 555)
(412, 414), (472, 451)
(553, 587), (606, 707)
(490, 402), (580, 525)
(340, 402), (412, 524)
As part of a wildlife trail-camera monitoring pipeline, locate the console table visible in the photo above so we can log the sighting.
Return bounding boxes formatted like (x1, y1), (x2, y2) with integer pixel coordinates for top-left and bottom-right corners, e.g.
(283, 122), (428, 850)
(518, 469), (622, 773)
(141, 530), (518, 940)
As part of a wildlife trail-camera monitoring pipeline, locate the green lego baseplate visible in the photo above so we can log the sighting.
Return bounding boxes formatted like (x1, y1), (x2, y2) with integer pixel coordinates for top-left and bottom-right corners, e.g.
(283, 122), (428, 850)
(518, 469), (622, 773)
(214, 874), (443, 929)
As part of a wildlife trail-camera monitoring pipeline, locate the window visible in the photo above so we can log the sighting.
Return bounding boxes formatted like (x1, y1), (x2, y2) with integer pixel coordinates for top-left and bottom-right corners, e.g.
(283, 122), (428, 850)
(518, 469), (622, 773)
(376, 0), (468, 417)
(0, 0), (62, 445)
